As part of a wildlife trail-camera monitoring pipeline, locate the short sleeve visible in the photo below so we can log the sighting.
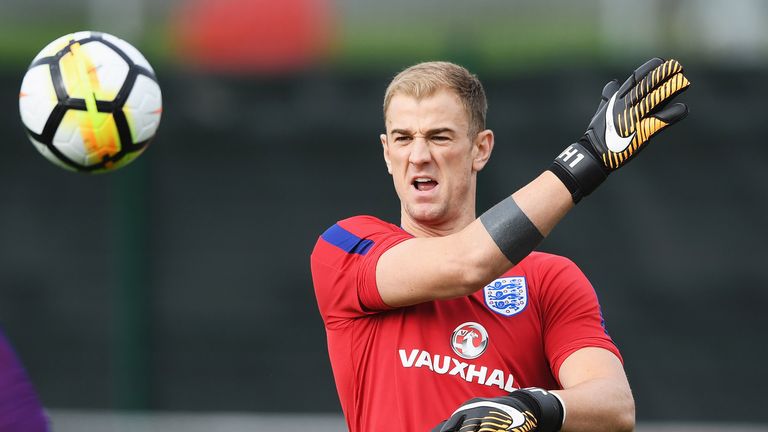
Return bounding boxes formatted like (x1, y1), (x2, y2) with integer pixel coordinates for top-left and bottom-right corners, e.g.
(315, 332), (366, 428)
(536, 255), (623, 384)
(310, 216), (411, 328)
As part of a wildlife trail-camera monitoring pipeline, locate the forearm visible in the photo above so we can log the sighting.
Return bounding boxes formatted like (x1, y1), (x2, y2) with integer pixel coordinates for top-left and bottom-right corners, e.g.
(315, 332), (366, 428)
(553, 378), (635, 432)
(510, 170), (573, 237)
(473, 170), (572, 269)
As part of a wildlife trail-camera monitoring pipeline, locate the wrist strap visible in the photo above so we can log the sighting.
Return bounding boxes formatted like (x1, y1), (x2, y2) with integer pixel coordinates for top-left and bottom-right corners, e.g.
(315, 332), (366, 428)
(549, 142), (608, 203)
(511, 388), (565, 432)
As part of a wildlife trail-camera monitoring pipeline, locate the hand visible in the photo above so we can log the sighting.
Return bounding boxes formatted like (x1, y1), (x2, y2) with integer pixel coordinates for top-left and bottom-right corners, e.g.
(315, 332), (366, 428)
(550, 57), (691, 202)
(431, 388), (564, 432)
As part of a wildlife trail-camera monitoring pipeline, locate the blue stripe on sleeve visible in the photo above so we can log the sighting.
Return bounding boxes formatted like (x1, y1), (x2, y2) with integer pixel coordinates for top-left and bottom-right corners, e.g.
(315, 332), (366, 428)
(321, 224), (374, 255)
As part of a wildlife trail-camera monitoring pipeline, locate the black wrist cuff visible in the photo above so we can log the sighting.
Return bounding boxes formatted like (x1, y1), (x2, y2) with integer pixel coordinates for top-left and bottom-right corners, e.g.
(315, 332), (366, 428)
(549, 142), (608, 203)
(510, 388), (565, 432)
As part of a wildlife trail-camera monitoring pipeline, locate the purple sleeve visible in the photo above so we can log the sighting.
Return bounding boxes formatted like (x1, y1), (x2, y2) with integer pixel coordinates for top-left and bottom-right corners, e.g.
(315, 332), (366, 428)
(0, 329), (50, 432)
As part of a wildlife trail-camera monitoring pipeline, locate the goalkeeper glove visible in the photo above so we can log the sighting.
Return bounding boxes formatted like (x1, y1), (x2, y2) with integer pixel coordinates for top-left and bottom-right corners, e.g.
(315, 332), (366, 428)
(431, 387), (565, 432)
(549, 57), (690, 202)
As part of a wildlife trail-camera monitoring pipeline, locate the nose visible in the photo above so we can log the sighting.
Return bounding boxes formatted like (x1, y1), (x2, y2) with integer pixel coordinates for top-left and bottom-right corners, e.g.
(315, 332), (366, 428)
(408, 136), (431, 165)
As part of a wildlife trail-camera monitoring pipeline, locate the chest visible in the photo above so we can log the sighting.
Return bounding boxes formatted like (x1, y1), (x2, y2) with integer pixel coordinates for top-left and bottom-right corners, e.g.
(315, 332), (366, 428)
(366, 276), (551, 389)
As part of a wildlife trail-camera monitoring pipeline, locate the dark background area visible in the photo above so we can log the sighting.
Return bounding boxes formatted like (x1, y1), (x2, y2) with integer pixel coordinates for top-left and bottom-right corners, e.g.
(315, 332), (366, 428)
(1, 63), (766, 422)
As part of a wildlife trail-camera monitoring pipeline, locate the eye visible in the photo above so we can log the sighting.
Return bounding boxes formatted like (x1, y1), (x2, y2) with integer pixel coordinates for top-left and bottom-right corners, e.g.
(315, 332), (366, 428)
(394, 135), (412, 143)
(430, 135), (451, 143)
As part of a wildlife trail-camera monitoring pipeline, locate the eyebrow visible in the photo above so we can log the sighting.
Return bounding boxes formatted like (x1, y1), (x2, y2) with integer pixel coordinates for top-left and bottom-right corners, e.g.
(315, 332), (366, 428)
(390, 127), (455, 136)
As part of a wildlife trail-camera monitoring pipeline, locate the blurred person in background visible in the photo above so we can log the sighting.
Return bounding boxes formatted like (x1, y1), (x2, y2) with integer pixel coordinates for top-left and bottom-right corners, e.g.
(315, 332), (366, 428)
(0, 327), (49, 432)
(311, 59), (689, 431)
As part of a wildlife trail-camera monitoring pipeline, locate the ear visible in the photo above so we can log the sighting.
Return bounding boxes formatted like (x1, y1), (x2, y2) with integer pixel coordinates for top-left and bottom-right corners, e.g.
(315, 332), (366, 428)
(380, 133), (392, 174)
(472, 129), (494, 172)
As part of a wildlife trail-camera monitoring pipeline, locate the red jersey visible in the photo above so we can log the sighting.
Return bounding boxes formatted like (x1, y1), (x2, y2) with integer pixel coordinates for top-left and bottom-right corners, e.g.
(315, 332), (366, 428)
(311, 215), (621, 432)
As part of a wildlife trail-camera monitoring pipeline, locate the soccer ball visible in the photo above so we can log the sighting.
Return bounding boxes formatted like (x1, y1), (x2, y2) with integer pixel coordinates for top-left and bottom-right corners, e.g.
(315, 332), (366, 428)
(19, 31), (162, 173)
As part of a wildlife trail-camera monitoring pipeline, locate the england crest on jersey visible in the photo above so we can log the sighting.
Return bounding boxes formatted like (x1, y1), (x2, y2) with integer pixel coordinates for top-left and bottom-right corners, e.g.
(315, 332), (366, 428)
(483, 277), (528, 317)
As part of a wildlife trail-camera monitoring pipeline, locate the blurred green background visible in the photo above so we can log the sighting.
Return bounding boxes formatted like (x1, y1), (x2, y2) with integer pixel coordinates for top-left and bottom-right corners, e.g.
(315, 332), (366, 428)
(1, 0), (767, 430)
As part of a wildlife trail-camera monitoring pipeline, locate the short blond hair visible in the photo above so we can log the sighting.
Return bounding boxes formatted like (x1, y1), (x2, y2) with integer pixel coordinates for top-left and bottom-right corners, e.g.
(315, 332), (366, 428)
(383, 61), (487, 137)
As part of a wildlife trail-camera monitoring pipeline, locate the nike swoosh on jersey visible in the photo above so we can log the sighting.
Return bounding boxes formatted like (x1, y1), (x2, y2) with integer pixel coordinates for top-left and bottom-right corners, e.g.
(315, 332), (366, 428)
(605, 92), (636, 153)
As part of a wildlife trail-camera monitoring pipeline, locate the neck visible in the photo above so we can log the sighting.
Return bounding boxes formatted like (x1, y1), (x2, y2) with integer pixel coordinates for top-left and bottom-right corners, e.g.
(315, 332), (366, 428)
(400, 208), (476, 238)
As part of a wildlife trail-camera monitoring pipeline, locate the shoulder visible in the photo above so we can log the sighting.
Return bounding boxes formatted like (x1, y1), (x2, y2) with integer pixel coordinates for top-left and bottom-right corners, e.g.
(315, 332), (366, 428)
(311, 216), (410, 318)
(512, 251), (593, 299)
(334, 215), (401, 237)
(311, 215), (404, 261)
(318, 215), (401, 248)
(516, 251), (581, 275)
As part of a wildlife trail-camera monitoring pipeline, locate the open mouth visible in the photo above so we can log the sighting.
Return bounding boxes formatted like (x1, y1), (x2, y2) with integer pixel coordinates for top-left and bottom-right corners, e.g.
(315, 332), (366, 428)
(413, 177), (438, 192)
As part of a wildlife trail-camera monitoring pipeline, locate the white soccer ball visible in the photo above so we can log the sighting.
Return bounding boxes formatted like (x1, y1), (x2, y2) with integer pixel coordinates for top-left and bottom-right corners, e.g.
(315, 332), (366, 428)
(19, 31), (162, 173)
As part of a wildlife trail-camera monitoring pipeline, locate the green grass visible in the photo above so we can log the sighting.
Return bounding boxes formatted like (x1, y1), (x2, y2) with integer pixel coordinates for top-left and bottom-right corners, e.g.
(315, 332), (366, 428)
(0, 16), (607, 75)
(329, 17), (604, 74)
(0, 22), (173, 71)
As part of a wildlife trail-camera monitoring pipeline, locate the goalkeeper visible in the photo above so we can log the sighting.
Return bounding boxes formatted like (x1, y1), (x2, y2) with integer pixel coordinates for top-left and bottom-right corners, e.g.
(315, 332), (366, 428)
(311, 58), (689, 431)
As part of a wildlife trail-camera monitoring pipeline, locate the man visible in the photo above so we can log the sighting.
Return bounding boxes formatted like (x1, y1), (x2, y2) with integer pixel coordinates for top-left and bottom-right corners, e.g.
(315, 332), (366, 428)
(311, 59), (689, 431)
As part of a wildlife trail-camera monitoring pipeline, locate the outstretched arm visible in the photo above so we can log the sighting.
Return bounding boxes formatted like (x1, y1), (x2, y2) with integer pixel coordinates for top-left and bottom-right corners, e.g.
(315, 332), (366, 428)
(377, 171), (572, 307)
(378, 58), (690, 308)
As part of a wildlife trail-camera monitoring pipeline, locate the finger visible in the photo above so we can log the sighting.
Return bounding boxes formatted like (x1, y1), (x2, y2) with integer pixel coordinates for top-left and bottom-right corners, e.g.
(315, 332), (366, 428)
(653, 102), (688, 124)
(460, 417), (482, 431)
(643, 72), (690, 115)
(627, 60), (687, 108)
(593, 79), (620, 116)
(617, 57), (665, 97)
(479, 414), (514, 430)
(602, 79), (621, 98)
(620, 72), (689, 136)
(632, 102), (689, 155)
(589, 79), (621, 125)
(436, 414), (467, 432)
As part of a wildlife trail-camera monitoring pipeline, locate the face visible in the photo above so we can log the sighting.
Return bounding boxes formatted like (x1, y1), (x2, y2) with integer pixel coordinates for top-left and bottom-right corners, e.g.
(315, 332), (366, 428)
(381, 89), (493, 233)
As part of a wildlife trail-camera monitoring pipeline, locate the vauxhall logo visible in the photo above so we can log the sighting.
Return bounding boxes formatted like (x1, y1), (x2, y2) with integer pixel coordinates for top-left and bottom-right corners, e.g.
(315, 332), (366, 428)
(398, 348), (517, 392)
(397, 322), (518, 391)
(451, 322), (488, 360)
